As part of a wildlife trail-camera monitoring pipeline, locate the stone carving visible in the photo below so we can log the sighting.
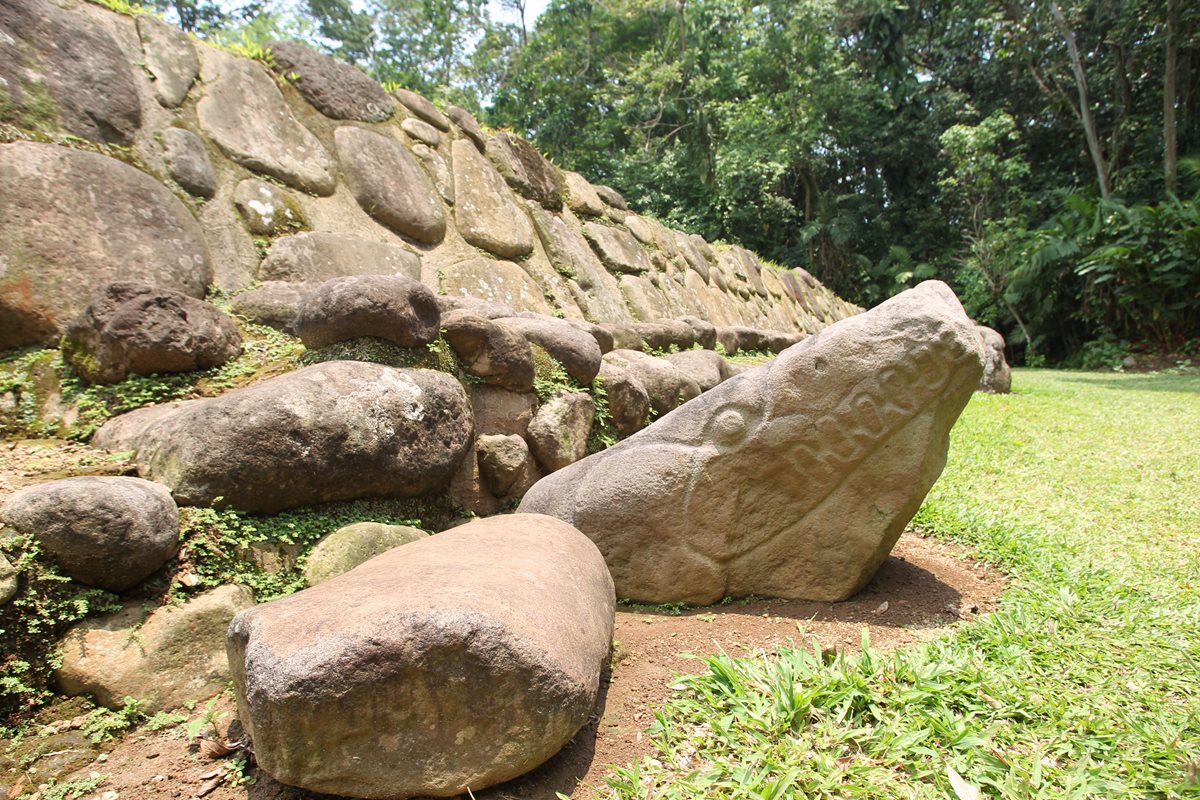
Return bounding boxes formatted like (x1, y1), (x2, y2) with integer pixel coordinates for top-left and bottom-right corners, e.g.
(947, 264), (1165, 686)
(520, 281), (985, 604)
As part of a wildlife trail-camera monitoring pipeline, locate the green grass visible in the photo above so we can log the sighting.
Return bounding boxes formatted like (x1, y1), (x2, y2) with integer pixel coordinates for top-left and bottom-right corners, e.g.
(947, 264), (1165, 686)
(601, 369), (1200, 799)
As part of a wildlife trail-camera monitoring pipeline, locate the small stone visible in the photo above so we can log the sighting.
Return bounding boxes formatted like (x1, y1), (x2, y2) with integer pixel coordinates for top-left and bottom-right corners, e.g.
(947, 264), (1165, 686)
(442, 311), (535, 393)
(594, 184), (628, 210)
(0, 552), (17, 606)
(412, 143), (454, 205)
(401, 117), (441, 147)
(526, 392), (594, 473)
(486, 133), (564, 210)
(229, 282), (309, 335)
(475, 434), (530, 496)
(161, 128), (216, 199)
(446, 104), (487, 150)
(137, 15), (199, 108)
(233, 179), (305, 236)
(304, 522), (428, 586)
(583, 222), (652, 275)
(975, 325), (1012, 394)
(563, 172), (605, 217)
(392, 87), (450, 131)
(440, 258), (552, 315)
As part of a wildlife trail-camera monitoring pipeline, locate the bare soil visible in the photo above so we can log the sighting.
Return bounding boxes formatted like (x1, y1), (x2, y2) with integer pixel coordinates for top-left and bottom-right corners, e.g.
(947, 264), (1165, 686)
(0, 441), (1005, 800)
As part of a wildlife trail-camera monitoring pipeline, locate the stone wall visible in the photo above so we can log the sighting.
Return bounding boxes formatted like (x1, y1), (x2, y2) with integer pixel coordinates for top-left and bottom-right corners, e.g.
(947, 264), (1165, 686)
(0, 0), (857, 354)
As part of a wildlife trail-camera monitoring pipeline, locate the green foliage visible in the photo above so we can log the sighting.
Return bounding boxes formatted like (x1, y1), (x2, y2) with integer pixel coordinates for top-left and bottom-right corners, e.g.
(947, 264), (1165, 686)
(586, 378), (620, 454)
(184, 695), (227, 740)
(177, 499), (425, 602)
(81, 696), (146, 743)
(300, 336), (459, 374)
(85, 0), (151, 15)
(606, 370), (1200, 798)
(41, 776), (108, 800)
(530, 344), (582, 402)
(0, 323), (303, 441)
(0, 535), (122, 724)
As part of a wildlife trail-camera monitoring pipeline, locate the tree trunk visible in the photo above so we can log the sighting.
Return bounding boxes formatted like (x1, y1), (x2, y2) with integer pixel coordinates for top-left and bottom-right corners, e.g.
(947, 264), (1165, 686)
(1050, 1), (1112, 199)
(1165, 0), (1180, 195)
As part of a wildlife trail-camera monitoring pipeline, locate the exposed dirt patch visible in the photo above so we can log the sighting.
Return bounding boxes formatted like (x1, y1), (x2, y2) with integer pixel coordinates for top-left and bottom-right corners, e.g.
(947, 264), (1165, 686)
(4, 527), (1003, 800)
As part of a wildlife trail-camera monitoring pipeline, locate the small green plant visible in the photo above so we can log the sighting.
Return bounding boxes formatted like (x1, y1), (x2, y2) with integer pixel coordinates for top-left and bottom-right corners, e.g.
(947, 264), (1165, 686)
(586, 379), (620, 454)
(186, 696), (228, 741)
(41, 775), (108, 800)
(85, 0), (150, 15)
(81, 696), (146, 743)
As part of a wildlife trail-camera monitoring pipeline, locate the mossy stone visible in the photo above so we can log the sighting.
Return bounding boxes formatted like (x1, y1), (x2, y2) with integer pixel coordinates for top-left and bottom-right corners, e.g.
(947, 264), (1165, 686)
(304, 522), (429, 586)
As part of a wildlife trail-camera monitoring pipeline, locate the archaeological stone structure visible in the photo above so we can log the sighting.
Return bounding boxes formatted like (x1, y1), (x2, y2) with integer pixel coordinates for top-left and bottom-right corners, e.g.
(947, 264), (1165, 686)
(0, 0), (998, 795)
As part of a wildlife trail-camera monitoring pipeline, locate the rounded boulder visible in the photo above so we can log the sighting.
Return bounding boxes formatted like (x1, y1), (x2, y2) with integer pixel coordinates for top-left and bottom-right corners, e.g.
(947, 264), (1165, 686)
(0, 477), (179, 592)
(296, 275), (440, 350)
(228, 514), (615, 797)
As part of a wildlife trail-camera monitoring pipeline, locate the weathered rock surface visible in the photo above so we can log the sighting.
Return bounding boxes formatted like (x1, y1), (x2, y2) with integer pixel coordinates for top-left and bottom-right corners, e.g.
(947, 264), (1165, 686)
(393, 88), (450, 131)
(452, 140), (535, 258)
(57, 585), (253, 712)
(0, 0), (141, 143)
(486, 133), (564, 210)
(197, 58), (336, 195)
(412, 143), (454, 204)
(446, 104), (487, 150)
(227, 514), (614, 797)
(335, 126), (446, 244)
(595, 359), (651, 438)
(440, 258), (551, 315)
(304, 522), (428, 586)
(520, 281), (985, 604)
(563, 172), (605, 217)
(975, 325), (1011, 394)
(527, 393), (594, 473)
(528, 206), (633, 324)
(476, 434), (531, 496)
(233, 179), (305, 236)
(62, 283), (242, 384)
(665, 349), (731, 392)
(401, 117), (441, 147)
(137, 14), (199, 107)
(259, 232), (421, 284)
(469, 386), (538, 437)
(161, 127), (217, 198)
(92, 401), (199, 454)
(0, 142), (211, 349)
(594, 185), (628, 211)
(583, 223), (652, 275)
(230, 282), (309, 333)
(442, 311), (535, 393)
(296, 275), (439, 349)
(269, 41), (392, 122)
(0, 477), (179, 592)
(136, 362), (472, 512)
(497, 316), (602, 385)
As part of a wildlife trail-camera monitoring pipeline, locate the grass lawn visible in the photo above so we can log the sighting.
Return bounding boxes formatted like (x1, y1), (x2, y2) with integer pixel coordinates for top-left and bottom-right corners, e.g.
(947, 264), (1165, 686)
(599, 369), (1200, 799)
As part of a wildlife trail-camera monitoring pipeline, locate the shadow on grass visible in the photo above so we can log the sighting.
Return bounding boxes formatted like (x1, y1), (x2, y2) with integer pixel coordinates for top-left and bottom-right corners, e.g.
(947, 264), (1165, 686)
(1053, 371), (1200, 393)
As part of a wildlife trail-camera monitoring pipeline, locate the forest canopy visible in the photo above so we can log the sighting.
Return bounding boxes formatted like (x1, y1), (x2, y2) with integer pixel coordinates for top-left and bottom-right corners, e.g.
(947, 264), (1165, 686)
(154, 0), (1199, 365)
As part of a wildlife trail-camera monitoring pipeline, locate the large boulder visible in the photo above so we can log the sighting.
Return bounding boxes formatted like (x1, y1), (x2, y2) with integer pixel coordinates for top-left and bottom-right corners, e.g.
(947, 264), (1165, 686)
(259, 232), (421, 284)
(57, 585), (253, 712)
(135, 362), (472, 513)
(62, 283), (242, 384)
(0, 477), (179, 593)
(439, 258), (552, 316)
(975, 325), (1012, 394)
(0, 0), (141, 143)
(295, 275), (439, 349)
(334, 126), (446, 244)
(451, 139), (535, 259)
(230, 282), (309, 334)
(582, 222), (652, 275)
(268, 41), (392, 122)
(227, 514), (615, 798)
(520, 281), (985, 604)
(303, 522), (428, 586)
(0, 142), (211, 350)
(197, 58), (336, 195)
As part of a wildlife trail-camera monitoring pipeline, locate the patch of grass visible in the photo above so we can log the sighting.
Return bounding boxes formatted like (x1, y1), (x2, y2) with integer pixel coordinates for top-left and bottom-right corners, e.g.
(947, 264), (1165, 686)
(602, 370), (1200, 799)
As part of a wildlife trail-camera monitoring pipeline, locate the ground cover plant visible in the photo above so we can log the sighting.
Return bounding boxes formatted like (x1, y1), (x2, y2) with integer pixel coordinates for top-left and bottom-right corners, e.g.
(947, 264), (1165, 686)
(600, 369), (1200, 799)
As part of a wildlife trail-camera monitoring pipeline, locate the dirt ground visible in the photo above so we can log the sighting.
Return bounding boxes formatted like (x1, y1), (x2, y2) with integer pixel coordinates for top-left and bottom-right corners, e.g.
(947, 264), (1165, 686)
(0, 440), (1005, 800)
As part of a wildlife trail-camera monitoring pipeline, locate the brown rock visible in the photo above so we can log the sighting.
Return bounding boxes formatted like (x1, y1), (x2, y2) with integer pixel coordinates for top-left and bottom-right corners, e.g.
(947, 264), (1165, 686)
(975, 325), (1012, 393)
(304, 522), (428, 586)
(520, 281), (985, 604)
(526, 392), (594, 472)
(446, 104), (487, 150)
(269, 40), (393, 122)
(295, 275), (439, 349)
(227, 514), (615, 797)
(486, 133), (564, 210)
(335, 126), (446, 244)
(469, 385), (538, 437)
(496, 315), (602, 385)
(259, 232), (421, 284)
(442, 311), (535, 393)
(451, 140), (535, 258)
(475, 434), (531, 495)
(393, 87), (450, 130)
(439, 258), (550, 315)
(233, 179), (306, 236)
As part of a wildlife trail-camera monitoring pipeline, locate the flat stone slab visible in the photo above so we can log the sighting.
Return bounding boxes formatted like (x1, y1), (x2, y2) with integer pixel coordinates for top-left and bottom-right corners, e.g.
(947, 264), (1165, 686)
(452, 139), (534, 258)
(269, 40), (392, 122)
(520, 281), (985, 604)
(197, 58), (336, 195)
(227, 514), (614, 797)
(259, 232), (421, 283)
(583, 222), (652, 275)
(335, 126), (445, 243)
